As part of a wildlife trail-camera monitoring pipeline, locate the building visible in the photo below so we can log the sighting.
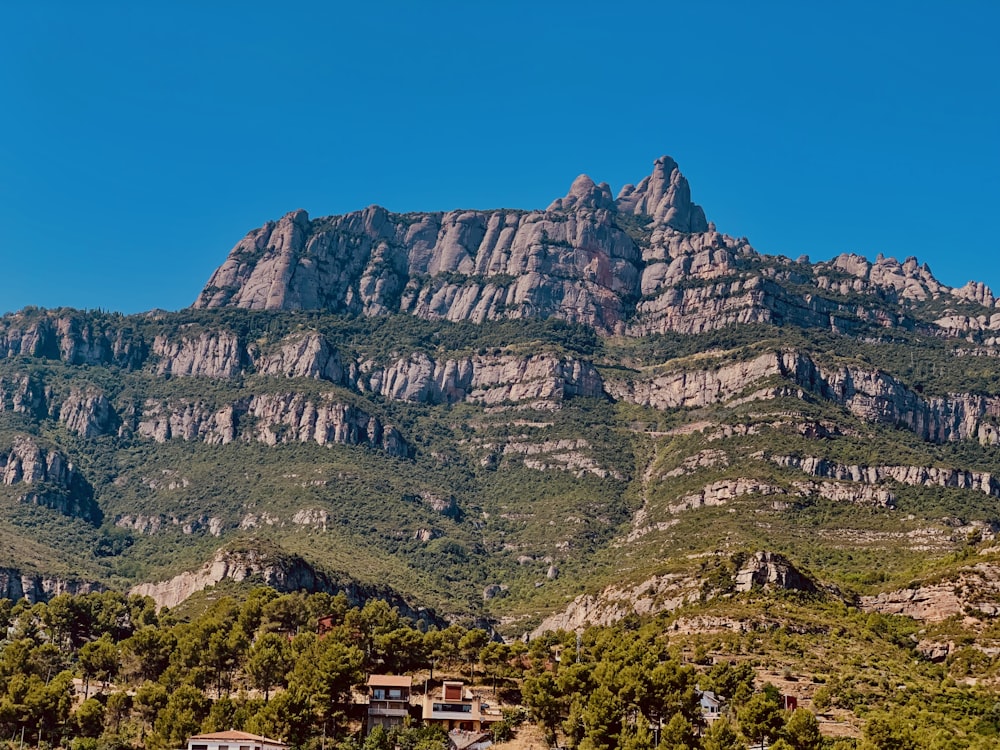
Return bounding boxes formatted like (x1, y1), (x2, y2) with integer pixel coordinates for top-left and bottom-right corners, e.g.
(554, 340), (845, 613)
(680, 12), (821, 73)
(187, 731), (287, 750)
(422, 680), (502, 732)
(448, 729), (493, 750)
(698, 690), (724, 723)
(366, 674), (414, 731)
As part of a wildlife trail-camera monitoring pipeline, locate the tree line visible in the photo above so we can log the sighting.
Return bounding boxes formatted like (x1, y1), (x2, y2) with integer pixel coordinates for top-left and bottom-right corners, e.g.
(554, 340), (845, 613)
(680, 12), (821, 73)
(0, 588), (920, 750)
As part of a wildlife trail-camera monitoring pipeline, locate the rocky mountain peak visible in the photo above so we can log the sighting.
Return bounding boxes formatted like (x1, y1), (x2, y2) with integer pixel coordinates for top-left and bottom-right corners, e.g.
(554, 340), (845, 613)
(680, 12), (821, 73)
(615, 155), (709, 232)
(547, 174), (615, 212)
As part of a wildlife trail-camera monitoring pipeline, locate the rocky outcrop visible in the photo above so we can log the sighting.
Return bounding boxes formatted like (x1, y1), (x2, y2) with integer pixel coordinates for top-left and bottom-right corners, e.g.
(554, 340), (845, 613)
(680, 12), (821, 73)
(0, 568), (102, 603)
(257, 332), (346, 382)
(817, 253), (947, 302)
(195, 202), (643, 333)
(615, 156), (708, 232)
(361, 351), (604, 406)
(0, 311), (146, 367)
(529, 571), (702, 637)
(115, 513), (224, 537)
(58, 388), (119, 437)
(771, 454), (1000, 497)
(734, 551), (817, 593)
(1, 436), (100, 523)
(363, 352), (473, 403)
(607, 350), (1000, 444)
(194, 155), (1000, 340)
(861, 562), (1000, 622)
(475, 437), (622, 479)
(0, 374), (52, 419)
(135, 394), (408, 456)
(151, 330), (247, 377)
(668, 479), (784, 514)
(129, 545), (443, 623)
(129, 546), (339, 610)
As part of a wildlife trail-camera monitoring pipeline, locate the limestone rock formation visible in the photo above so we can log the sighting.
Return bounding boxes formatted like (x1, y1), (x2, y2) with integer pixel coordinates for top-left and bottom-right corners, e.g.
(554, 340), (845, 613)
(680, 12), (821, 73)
(256, 332), (346, 382)
(1, 436), (100, 523)
(860, 562), (1000, 622)
(0, 374), (51, 419)
(193, 155), (1000, 343)
(151, 330), (247, 377)
(734, 551), (817, 593)
(0, 311), (146, 367)
(0, 569), (102, 603)
(529, 572), (702, 637)
(615, 155), (709, 232)
(58, 387), (119, 437)
(135, 394), (408, 456)
(129, 545), (441, 624)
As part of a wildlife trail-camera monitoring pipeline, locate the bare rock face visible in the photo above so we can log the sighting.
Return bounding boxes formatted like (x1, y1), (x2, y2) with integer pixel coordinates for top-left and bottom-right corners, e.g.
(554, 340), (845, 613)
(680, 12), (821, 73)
(547, 174), (615, 212)
(771, 454), (1000, 498)
(135, 394), (408, 456)
(115, 513), (224, 537)
(129, 545), (442, 622)
(860, 562), (1000, 623)
(256, 332), (345, 382)
(0, 569), (102, 603)
(129, 546), (334, 610)
(363, 351), (604, 406)
(0, 436), (100, 523)
(529, 572), (702, 637)
(734, 551), (817, 593)
(151, 330), (247, 377)
(615, 155), (709, 232)
(607, 350), (1000, 445)
(192, 155), (1000, 341)
(0, 311), (146, 367)
(59, 387), (119, 437)
(0, 374), (51, 419)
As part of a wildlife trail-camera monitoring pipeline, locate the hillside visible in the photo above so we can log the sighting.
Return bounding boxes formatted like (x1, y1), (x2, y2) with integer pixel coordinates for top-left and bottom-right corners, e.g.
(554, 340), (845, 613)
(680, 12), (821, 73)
(3, 156), (1000, 648)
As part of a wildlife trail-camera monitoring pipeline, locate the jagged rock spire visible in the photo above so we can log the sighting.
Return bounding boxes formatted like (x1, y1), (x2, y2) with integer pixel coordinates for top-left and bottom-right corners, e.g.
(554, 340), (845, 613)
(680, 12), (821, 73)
(616, 155), (709, 232)
(547, 174), (615, 212)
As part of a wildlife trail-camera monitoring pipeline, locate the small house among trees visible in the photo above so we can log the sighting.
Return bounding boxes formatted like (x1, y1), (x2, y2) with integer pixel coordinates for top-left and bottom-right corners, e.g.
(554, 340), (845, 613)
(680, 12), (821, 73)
(422, 680), (502, 732)
(187, 730), (288, 750)
(366, 674), (414, 731)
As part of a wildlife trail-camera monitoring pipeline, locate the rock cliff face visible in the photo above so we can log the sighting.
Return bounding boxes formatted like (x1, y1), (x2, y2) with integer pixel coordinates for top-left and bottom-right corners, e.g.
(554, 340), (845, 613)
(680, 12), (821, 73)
(59, 388), (119, 438)
(257, 332), (347, 383)
(770, 454), (1000, 497)
(530, 550), (819, 636)
(607, 350), (1000, 444)
(1, 435), (100, 523)
(0, 569), (102, 603)
(362, 352), (604, 406)
(734, 551), (817, 593)
(193, 156), (1000, 340)
(860, 561), (1000, 622)
(0, 374), (52, 419)
(129, 546), (441, 624)
(134, 394), (408, 456)
(152, 330), (247, 377)
(0, 312), (145, 367)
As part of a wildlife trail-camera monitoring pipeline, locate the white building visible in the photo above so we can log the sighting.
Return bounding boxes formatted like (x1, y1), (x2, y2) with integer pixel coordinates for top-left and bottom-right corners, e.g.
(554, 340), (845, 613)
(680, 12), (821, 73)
(187, 730), (288, 750)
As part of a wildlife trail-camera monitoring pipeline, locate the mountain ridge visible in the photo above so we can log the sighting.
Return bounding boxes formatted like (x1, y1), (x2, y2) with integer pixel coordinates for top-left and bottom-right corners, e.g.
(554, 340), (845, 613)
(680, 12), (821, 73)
(3, 156), (1000, 646)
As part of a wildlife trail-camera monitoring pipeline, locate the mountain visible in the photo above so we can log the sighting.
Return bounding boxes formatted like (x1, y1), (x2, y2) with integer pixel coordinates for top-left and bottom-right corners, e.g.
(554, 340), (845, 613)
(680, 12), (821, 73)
(3, 156), (1000, 646)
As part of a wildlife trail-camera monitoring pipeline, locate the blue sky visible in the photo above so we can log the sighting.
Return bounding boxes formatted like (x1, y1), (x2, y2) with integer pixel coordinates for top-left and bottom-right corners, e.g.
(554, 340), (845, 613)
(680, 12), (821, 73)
(2, 1), (997, 315)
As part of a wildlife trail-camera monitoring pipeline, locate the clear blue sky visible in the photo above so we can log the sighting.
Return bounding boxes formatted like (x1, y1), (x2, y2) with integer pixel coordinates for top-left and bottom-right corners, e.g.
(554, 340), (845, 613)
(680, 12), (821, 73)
(2, 1), (997, 315)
